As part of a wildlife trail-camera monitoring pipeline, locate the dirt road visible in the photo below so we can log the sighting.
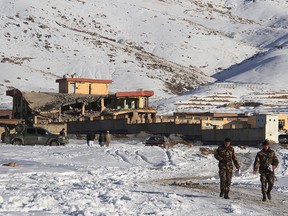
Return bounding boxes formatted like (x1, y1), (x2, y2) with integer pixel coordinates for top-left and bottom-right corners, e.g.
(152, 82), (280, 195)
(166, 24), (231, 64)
(164, 179), (288, 216)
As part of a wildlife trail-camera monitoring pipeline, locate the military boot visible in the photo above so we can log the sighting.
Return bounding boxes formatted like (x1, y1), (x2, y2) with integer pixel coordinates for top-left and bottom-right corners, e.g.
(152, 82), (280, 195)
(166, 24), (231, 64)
(224, 193), (230, 199)
(262, 193), (267, 202)
(267, 191), (271, 200)
(224, 188), (230, 199)
(219, 189), (224, 197)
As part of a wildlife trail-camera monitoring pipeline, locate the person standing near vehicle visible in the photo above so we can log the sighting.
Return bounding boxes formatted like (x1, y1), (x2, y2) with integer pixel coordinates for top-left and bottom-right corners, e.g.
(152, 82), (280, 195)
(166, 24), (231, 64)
(86, 131), (96, 147)
(105, 131), (111, 147)
(253, 139), (279, 201)
(59, 128), (66, 136)
(214, 138), (240, 199)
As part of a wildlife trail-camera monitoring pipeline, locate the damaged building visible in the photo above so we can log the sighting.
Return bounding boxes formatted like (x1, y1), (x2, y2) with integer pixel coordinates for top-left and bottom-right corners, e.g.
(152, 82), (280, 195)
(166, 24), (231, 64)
(6, 77), (156, 125)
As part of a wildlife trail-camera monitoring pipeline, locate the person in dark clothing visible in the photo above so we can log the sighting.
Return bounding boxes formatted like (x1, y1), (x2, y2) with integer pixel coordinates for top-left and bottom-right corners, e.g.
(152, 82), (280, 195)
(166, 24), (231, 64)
(86, 132), (96, 147)
(59, 128), (66, 136)
(214, 138), (240, 199)
(98, 132), (105, 146)
(253, 140), (279, 201)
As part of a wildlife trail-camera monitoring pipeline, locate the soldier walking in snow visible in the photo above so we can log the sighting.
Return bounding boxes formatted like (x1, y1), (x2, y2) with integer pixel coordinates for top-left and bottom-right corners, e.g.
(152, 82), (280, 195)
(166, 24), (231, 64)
(253, 139), (279, 201)
(214, 138), (240, 199)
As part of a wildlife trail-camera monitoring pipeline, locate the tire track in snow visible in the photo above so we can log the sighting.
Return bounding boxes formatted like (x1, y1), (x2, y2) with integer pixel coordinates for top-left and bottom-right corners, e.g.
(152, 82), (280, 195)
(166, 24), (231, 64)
(135, 150), (154, 165)
(105, 149), (131, 164)
(164, 149), (175, 167)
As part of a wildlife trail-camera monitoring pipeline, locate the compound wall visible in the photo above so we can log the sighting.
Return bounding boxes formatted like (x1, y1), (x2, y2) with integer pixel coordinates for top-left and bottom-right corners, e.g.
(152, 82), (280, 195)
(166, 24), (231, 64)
(67, 119), (265, 146)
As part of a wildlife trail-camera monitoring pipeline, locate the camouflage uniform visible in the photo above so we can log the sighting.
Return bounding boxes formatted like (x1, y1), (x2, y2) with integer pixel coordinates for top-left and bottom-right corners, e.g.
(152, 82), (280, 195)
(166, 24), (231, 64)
(253, 147), (279, 199)
(214, 144), (240, 198)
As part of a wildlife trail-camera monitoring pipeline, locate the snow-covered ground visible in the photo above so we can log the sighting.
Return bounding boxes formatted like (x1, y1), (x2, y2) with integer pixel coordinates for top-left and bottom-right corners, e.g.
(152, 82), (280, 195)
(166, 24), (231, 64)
(1, 1), (288, 214)
(1, 137), (288, 215)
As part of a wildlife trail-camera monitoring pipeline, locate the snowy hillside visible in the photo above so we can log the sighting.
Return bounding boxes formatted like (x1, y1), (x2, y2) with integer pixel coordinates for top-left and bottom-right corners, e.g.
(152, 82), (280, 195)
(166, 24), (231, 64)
(0, 0), (288, 114)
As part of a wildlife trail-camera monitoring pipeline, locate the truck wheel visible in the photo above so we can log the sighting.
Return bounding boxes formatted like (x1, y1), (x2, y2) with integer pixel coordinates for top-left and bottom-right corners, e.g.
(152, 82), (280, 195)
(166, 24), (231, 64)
(12, 139), (23, 145)
(50, 140), (60, 146)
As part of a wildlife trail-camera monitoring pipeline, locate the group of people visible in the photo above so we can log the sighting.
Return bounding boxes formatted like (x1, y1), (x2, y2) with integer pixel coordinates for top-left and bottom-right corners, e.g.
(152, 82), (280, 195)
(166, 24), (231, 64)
(59, 128), (111, 147)
(61, 127), (278, 201)
(86, 130), (111, 147)
(214, 138), (279, 201)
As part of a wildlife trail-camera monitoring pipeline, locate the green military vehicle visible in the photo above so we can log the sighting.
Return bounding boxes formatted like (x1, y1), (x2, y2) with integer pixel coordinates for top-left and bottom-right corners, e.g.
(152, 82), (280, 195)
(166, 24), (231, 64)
(3, 124), (68, 146)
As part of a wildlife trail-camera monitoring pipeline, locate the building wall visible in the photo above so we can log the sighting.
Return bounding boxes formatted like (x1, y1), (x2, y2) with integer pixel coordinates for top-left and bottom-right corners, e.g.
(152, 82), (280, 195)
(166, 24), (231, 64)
(222, 120), (248, 129)
(202, 128), (265, 146)
(248, 115), (257, 128)
(58, 81), (109, 95)
(278, 114), (288, 131)
(201, 117), (248, 129)
(265, 115), (278, 142)
(58, 81), (68, 93)
(66, 118), (266, 146)
(255, 114), (278, 142)
(67, 119), (202, 136)
(72, 82), (109, 95)
(74, 82), (87, 94)
(256, 114), (267, 128)
(91, 83), (109, 95)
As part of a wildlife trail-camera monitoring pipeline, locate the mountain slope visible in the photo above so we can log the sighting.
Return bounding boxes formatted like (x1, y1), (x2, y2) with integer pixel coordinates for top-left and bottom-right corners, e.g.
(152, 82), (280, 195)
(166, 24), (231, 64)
(0, 0), (288, 114)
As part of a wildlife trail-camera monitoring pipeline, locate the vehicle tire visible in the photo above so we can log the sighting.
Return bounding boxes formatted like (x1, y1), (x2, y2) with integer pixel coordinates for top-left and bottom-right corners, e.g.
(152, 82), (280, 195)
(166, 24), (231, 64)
(50, 140), (60, 146)
(15, 124), (25, 133)
(12, 139), (23, 145)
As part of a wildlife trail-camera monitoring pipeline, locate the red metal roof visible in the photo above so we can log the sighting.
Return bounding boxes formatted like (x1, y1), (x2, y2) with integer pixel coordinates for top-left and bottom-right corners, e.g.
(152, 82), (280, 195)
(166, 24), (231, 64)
(56, 78), (112, 84)
(116, 90), (154, 97)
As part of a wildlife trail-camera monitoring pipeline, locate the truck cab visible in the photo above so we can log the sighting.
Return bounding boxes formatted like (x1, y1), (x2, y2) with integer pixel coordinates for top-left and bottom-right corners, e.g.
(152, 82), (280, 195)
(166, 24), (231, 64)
(3, 124), (68, 146)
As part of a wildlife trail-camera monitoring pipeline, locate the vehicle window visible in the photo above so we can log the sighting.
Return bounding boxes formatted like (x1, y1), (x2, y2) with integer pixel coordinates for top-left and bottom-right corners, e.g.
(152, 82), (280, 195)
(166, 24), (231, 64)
(27, 128), (36, 134)
(37, 128), (47, 135)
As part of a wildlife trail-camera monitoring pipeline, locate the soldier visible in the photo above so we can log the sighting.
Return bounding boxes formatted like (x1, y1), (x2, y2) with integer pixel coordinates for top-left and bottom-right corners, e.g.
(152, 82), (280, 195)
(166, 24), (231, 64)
(253, 139), (279, 201)
(214, 138), (240, 199)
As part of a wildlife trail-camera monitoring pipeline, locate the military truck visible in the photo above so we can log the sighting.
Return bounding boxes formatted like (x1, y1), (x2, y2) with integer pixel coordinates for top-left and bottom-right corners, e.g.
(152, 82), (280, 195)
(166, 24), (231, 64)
(3, 124), (68, 146)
